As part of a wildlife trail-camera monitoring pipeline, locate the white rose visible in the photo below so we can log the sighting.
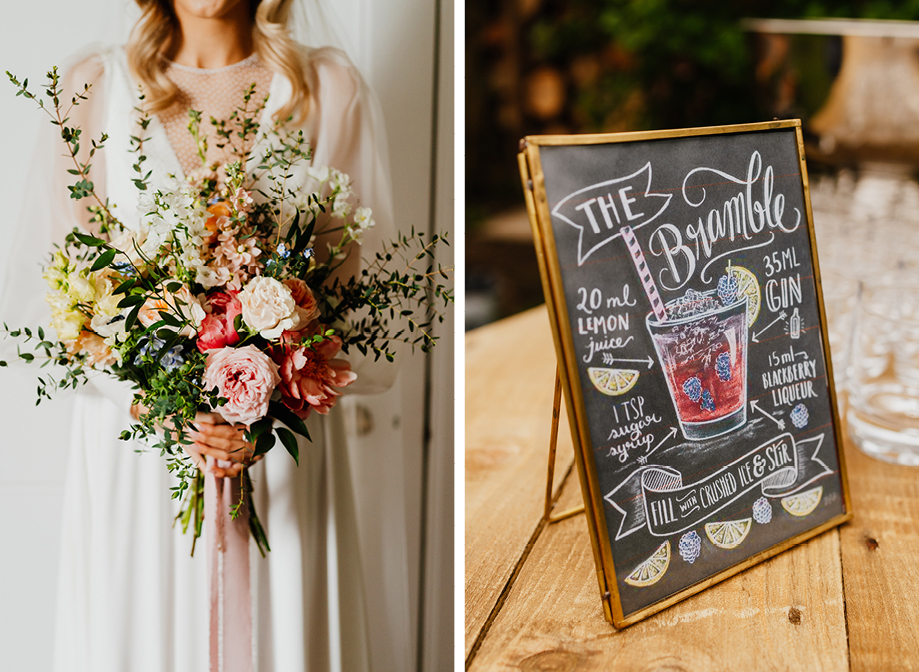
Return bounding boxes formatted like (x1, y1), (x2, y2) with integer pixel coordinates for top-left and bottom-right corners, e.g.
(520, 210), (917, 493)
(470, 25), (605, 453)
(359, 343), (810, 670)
(90, 311), (127, 339)
(173, 287), (207, 338)
(238, 276), (301, 339)
(138, 286), (206, 339)
(108, 227), (149, 266)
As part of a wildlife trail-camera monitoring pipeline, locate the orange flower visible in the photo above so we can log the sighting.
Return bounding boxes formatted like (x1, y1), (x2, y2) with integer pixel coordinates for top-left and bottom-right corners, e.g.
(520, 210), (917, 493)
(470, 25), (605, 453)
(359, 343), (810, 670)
(66, 330), (116, 367)
(283, 278), (320, 327)
(138, 297), (171, 328)
(204, 201), (233, 244)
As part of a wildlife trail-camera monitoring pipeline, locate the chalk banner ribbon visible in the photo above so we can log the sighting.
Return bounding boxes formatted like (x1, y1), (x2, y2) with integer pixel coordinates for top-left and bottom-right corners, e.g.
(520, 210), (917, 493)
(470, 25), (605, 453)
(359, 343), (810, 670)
(605, 432), (832, 540)
(550, 162), (672, 266)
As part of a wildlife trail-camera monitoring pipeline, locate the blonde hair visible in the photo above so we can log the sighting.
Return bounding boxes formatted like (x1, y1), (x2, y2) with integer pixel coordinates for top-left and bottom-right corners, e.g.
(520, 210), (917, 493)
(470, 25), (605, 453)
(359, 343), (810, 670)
(126, 0), (309, 122)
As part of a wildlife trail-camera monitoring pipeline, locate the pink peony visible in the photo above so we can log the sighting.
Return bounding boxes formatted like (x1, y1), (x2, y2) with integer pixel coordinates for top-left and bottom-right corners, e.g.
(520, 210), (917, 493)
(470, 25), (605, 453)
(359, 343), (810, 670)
(273, 335), (357, 417)
(197, 290), (243, 353)
(203, 345), (281, 425)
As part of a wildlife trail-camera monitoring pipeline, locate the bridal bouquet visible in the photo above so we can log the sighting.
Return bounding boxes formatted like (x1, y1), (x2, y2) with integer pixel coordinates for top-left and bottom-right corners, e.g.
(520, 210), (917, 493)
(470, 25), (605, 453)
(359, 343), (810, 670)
(2, 69), (451, 554)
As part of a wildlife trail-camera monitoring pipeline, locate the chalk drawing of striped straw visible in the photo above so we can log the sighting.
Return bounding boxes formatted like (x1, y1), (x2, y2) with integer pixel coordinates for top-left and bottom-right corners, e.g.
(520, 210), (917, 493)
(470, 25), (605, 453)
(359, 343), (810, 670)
(620, 225), (666, 321)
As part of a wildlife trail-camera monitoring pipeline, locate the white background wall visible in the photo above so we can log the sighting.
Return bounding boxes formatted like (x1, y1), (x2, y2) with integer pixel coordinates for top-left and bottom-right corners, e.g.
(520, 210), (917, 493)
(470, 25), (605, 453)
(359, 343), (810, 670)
(0, 1), (453, 670)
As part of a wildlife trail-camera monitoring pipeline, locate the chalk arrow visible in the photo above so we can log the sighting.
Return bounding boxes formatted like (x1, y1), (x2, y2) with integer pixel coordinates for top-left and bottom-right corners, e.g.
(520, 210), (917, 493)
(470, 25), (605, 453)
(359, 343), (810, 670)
(602, 353), (655, 369)
(641, 426), (679, 463)
(752, 310), (787, 344)
(751, 399), (785, 430)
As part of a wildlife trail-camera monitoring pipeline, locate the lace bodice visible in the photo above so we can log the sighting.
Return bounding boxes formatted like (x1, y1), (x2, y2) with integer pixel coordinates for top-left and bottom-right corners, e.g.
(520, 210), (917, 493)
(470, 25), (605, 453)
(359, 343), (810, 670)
(158, 54), (275, 176)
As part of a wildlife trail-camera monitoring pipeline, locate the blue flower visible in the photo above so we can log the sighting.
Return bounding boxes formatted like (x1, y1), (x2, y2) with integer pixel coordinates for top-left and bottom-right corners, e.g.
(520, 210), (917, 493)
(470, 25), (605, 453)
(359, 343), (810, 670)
(112, 261), (137, 277)
(134, 337), (184, 372)
(715, 352), (731, 382)
(159, 347), (184, 372)
(302, 247), (314, 260)
(276, 243), (290, 259)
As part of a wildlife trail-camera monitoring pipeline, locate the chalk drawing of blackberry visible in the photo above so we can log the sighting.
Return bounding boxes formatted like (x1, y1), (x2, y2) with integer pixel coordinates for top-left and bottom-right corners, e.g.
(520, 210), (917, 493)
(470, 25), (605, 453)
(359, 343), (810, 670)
(790, 403), (809, 429)
(717, 273), (739, 305)
(679, 530), (702, 564)
(715, 352), (731, 382)
(701, 389), (716, 412)
(752, 497), (773, 524)
(683, 376), (702, 403)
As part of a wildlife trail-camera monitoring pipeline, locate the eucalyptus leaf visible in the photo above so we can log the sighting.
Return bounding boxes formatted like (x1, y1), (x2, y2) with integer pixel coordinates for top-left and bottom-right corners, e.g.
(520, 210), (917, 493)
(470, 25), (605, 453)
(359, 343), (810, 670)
(90, 248), (117, 272)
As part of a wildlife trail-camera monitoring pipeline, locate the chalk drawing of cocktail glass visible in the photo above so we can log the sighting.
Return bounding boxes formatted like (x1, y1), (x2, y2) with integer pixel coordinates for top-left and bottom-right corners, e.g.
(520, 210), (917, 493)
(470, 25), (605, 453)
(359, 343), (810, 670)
(646, 291), (750, 440)
(616, 225), (756, 442)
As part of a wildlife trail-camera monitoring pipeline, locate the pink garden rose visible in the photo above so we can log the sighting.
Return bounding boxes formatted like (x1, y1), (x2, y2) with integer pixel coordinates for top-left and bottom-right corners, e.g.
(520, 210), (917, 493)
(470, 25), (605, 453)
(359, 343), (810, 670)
(273, 335), (357, 417)
(202, 345), (281, 425)
(196, 290), (243, 353)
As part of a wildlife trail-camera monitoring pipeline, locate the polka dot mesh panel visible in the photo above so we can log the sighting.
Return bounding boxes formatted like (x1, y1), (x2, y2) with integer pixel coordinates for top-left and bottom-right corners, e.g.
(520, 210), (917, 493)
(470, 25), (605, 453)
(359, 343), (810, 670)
(159, 54), (275, 176)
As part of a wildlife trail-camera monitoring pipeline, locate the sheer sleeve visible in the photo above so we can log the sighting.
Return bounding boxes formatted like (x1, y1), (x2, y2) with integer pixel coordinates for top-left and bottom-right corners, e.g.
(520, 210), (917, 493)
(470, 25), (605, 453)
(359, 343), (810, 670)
(301, 47), (400, 395)
(0, 50), (135, 419)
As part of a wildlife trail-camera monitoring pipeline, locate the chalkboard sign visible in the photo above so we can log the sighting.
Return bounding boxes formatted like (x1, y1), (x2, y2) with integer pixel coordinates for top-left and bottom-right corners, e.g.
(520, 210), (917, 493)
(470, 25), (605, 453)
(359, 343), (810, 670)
(518, 120), (851, 628)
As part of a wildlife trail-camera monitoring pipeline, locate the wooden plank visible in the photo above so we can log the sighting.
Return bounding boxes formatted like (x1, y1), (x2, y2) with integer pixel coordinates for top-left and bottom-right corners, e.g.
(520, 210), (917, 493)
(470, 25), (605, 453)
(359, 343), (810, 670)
(839, 433), (919, 671)
(465, 306), (576, 657)
(469, 470), (849, 671)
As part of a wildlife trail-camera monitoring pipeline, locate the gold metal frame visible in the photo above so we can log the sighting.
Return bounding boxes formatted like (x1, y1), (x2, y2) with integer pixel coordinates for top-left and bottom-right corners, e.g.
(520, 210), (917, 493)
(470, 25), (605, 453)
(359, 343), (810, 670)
(518, 119), (853, 629)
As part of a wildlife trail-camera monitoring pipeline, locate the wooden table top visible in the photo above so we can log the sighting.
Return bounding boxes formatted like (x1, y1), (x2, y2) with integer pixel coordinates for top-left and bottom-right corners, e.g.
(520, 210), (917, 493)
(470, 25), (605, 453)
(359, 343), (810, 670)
(466, 305), (919, 671)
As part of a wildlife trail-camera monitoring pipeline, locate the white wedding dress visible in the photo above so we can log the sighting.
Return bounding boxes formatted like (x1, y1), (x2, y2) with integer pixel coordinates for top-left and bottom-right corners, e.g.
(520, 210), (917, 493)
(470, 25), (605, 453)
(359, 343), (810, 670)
(2, 44), (406, 672)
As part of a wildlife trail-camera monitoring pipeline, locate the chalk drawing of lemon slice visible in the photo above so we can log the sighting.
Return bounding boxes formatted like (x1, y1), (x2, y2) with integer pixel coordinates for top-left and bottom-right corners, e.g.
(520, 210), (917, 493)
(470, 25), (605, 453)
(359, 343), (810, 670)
(705, 518), (753, 549)
(728, 264), (761, 327)
(781, 486), (824, 517)
(587, 367), (639, 396)
(625, 540), (670, 588)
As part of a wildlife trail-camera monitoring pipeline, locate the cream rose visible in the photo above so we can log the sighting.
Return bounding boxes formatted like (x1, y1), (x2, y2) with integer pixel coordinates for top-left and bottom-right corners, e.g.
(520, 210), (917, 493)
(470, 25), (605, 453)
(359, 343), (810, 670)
(238, 276), (301, 339)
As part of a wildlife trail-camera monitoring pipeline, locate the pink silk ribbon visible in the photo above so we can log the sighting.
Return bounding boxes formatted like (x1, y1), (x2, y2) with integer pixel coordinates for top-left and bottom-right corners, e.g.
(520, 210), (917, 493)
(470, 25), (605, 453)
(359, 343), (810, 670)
(205, 462), (253, 672)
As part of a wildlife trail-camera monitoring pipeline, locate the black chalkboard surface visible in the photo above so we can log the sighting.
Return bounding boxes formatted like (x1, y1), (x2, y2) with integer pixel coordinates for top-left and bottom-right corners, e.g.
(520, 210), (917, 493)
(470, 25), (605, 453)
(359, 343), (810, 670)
(518, 120), (851, 628)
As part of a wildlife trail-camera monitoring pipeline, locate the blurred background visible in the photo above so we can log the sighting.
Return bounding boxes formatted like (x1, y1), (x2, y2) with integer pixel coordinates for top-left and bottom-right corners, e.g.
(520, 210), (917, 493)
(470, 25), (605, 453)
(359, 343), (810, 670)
(465, 0), (919, 331)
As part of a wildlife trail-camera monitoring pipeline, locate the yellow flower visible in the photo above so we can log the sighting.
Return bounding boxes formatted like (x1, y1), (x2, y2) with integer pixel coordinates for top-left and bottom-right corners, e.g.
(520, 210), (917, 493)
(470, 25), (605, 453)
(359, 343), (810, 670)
(43, 251), (70, 289)
(68, 274), (95, 303)
(93, 276), (121, 317)
(46, 289), (87, 341)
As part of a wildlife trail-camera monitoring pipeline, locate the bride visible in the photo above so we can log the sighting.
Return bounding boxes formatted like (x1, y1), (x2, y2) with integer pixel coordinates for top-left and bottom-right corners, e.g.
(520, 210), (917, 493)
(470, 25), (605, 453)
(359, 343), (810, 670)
(5, 0), (413, 670)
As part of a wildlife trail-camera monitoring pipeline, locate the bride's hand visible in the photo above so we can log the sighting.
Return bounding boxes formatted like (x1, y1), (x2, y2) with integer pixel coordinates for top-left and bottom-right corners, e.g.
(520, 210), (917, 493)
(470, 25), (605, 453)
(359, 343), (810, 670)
(190, 411), (263, 478)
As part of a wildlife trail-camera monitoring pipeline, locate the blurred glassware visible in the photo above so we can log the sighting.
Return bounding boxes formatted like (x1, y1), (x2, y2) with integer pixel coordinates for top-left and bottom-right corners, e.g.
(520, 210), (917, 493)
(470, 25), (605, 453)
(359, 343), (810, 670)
(745, 18), (919, 167)
(847, 284), (919, 465)
(821, 269), (858, 396)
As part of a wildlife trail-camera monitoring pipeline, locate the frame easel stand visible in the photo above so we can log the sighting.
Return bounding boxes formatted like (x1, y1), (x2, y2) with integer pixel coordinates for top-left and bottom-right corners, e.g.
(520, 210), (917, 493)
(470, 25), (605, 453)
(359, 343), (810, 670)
(544, 365), (585, 524)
